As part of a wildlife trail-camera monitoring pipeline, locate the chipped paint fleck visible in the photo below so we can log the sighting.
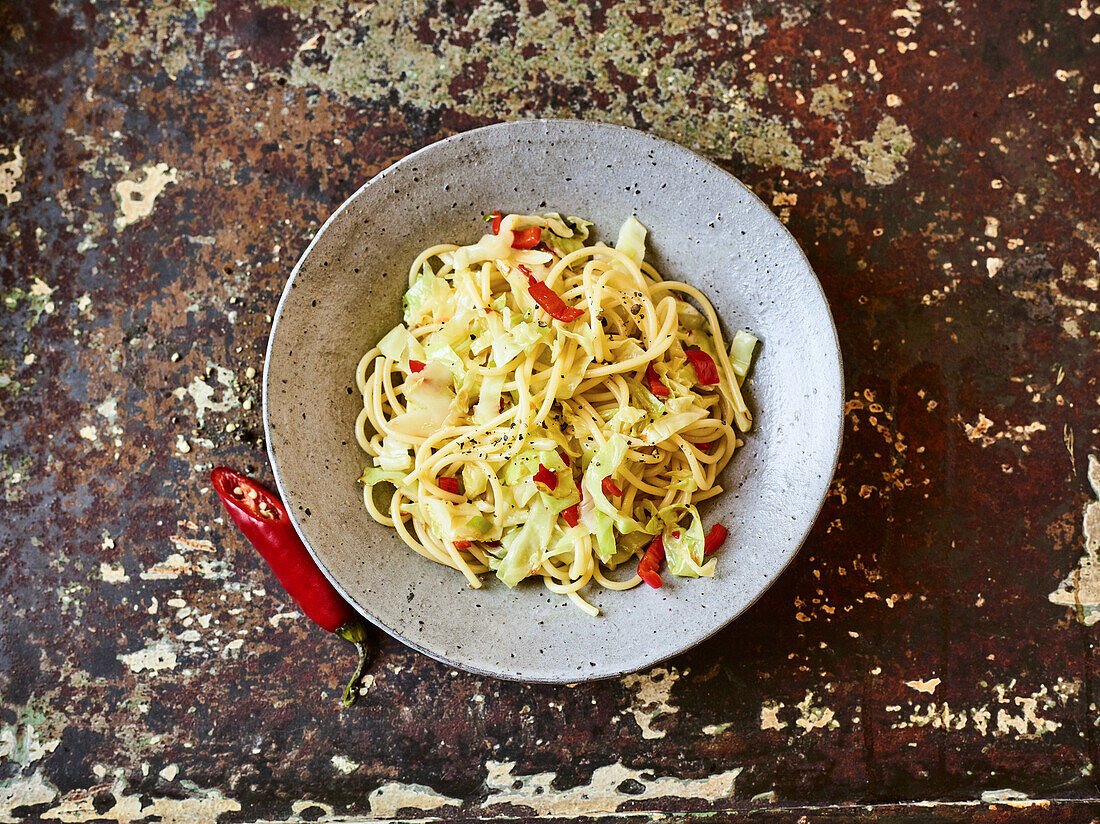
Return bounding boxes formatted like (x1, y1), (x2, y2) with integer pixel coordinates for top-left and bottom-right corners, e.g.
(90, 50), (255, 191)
(794, 691), (838, 735)
(483, 760), (740, 816)
(0, 707), (61, 767)
(330, 754), (359, 774)
(0, 144), (24, 206)
(169, 535), (216, 553)
(809, 83), (850, 117)
(760, 700), (788, 731)
(905, 677), (942, 695)
(180, 365), (239, 426)
(99, 562), (130, 583)
(981, 788), (1032, 805)
(118, 640), (178, 674)
(114, 162), (179, 231)
(621, 666), (679, 739)
(368, 781), (461, 818)
(1049, 455), (1100, 625)
(836, 115), (915, 185)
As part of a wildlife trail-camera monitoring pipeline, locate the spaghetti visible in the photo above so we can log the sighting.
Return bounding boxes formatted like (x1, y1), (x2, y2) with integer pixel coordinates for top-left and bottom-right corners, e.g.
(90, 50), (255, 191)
(354, 212), (758, 615)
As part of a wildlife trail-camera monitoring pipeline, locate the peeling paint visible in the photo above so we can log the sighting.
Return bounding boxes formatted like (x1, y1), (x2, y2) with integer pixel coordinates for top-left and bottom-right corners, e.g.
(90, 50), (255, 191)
(0, 144), (24, 207)
(905, 677), (942, 695)
(139, 550), (230, 581)
(1049, 455), (1100, 625)
(621, 666), (679, 739)
(367, 781), (460, 818)
(2, 0), (1097, 814)
(835, 115), (915, 185)
(179, 365), (239, 427)
(330, 754), (359, 774)
(40, 776), (240, 823)
(760, 700), (788, 731)
(286, 1), (807, 170)
(0, 707), (61, 767)
(99, 562), (130, 583)
(0, 771), (57, 824)
(114, 162), (179, 231)
(118, 640), (178, 674)
(794, 691), (838, 735)
(981, 788), (1031, 805)
(483, 760), (740, 816)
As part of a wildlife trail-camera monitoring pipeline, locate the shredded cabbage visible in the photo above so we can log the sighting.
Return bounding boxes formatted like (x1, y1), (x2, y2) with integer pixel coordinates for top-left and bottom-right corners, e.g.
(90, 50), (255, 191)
(616, 216), (648, 266)
(730, 330), (759, 381)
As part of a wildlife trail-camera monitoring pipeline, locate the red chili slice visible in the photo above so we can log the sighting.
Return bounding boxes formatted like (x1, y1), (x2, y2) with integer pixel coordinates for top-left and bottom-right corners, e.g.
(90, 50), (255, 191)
(437, 477), (462, 495)
(511, 226), (542, 249)
(646, 363), (670, 397)
(408, 359), (425, 373)
(526, 274), (584, 323)
(453, 540), (472, 550)
(562, 503), (580, 528)
(697, 442), (711, 452)
(533, 463), (558, 491)
(489, 211), (503, 234)
(703, 523), (728, 556)
(685, 348), (720, 385)
(638, 534), (665, 588)
(559, 451), (570, 467)
(602, 477), (622, 497)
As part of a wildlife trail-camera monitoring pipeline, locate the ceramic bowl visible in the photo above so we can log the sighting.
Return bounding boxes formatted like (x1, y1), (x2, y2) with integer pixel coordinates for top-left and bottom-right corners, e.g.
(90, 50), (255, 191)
(263, 120), (843, 682)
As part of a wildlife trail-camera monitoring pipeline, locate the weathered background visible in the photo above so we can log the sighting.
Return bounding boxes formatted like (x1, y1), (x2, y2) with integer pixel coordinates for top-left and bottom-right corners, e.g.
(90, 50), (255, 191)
(1, 0), (1098, 821)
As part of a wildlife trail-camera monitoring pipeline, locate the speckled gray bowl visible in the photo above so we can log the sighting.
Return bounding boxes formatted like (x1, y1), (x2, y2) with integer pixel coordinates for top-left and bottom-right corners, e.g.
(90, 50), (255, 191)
(264, 120), (842, 682)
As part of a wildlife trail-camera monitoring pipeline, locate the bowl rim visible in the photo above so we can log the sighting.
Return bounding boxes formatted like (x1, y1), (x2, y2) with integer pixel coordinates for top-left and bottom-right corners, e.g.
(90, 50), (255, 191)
(263, 117), (844, 682)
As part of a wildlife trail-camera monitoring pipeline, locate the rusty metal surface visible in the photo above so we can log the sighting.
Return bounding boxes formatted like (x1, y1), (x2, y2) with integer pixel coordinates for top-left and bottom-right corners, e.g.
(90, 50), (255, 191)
(1, 0), (1098, 822)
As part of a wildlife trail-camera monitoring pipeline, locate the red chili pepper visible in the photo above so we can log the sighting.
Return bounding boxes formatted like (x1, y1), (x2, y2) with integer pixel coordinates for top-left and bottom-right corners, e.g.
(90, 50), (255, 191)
(408, 359), (425, 373)
(533, 463), (558, 491)
(453, 540), (472, 550)
(645, 363), (670, 397)
(685, 348), (720, 385)
(638, 535), (665, 588)
(559, 451), (570, 467)
(703, 523), (728, 556)
(526, 274), (584, 323)
(210, 467), (372, 707)
(437, 476), (462, 495)
(488, 211), (503, 234)
(602, 477), (622, 497)
(511, 226), (542, 249)
(697, 442), (711, 452)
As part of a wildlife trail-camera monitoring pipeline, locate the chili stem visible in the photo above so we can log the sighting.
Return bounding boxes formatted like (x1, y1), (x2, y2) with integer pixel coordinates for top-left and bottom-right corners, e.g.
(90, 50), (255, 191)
(336, 619), (375, 707)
